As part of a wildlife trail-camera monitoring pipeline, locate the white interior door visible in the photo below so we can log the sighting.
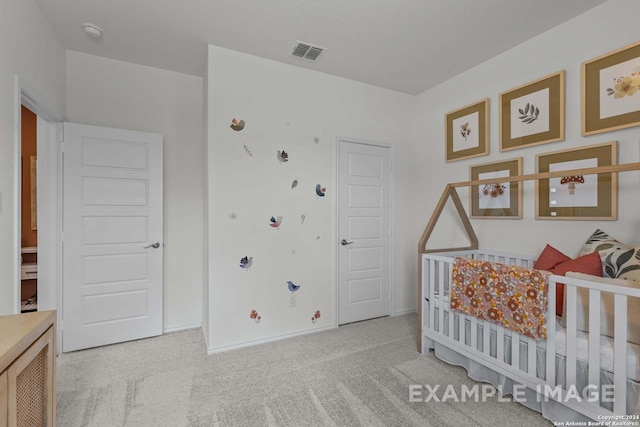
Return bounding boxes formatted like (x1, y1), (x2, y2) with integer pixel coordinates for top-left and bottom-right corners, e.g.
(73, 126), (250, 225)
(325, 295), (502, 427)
(338, 139), (391, 325)
(62, 123), (163, 352)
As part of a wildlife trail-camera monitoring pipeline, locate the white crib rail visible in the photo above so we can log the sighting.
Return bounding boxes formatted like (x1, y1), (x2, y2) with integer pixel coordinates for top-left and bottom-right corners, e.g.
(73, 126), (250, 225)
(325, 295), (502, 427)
(422, 251), (640, 420)
(558, 274), (640, 417)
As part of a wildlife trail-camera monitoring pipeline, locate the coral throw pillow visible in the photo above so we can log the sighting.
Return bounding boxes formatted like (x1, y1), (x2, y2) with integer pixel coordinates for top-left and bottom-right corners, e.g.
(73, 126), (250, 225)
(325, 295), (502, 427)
(534, 244), (571, 271)
(549, 252), (604, 316)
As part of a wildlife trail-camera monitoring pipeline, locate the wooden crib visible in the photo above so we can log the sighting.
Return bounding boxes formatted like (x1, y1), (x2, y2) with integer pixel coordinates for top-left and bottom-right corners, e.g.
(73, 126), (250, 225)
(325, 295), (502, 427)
(417, 162), (640, 421)
(421, 249), (640, 420)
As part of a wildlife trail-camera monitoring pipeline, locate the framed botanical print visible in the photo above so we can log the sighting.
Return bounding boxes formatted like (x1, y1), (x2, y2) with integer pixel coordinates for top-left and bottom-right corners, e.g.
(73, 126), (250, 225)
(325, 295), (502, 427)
(582, 41), (640, 136)
(536, 141), (618, 220)
(470, 158), (523, 219)
(445, 99), (489, 162)
(500, 71), (565, 151)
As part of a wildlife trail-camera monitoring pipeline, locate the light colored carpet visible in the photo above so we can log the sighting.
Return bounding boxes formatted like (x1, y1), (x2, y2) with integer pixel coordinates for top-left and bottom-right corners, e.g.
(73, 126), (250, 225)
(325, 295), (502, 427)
(56, 314), (550, 426)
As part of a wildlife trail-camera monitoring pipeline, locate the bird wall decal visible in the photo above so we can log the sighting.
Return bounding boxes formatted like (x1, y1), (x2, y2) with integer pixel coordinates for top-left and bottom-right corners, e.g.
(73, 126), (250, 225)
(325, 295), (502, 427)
(269, 216), (283, 228)
(250, 309), (261, 323)
(291, 179), (298, 189)
(230, 118), (245, 131)
(315, 184), (326, 197)
(287, 281), (301, 293)
(277, 150), (289, 163)
(239, 256), (253, 270)
(311, 310), (321, 323)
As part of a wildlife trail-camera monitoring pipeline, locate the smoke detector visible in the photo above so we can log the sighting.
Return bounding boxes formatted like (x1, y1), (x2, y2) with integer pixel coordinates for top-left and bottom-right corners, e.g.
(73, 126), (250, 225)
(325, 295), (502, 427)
(290, 41), (326, 61)
(82, 23), (103, 39)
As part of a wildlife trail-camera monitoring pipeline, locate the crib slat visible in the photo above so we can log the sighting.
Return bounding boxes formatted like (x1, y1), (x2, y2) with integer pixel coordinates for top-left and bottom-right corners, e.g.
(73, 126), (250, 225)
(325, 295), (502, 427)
(441, 262), (453, 339)
(546, 279), (556, 384)
(527, 338), (536, 375)
(496, 326), (504, 362)
(429, 260), (435, 332)
(511, 332), (520, 369)
(588, 289), (601, 390)
(613, 294), (627, 416)
(459, 313), (465, 344)
(565, 285), (577, 387)
(471, 317), (477, 350)
(483, 321), (490, 355)
(438, 261), (445, 336)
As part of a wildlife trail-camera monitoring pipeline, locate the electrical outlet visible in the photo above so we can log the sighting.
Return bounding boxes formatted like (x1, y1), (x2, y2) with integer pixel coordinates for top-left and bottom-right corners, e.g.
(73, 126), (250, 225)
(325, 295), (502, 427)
(289, 293), (297, 308)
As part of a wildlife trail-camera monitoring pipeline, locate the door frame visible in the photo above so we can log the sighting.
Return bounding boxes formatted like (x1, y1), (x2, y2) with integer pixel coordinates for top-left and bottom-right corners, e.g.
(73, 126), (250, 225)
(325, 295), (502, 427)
(13, 75), (63, 349)
(334, 136), (395, 326)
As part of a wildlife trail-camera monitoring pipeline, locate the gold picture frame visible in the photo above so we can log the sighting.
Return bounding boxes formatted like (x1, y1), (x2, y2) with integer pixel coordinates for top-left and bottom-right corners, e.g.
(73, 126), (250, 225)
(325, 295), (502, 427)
(536, 141), (617, 220)
(470, 157), (523, 219)
(582, 41), (640, 136)
(500, 71), (565, 152)
(445, 99), (489, 162)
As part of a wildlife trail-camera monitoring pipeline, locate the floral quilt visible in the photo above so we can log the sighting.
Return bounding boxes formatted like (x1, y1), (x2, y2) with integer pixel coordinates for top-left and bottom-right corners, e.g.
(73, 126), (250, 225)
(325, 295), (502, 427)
(450, 257), (550, 340)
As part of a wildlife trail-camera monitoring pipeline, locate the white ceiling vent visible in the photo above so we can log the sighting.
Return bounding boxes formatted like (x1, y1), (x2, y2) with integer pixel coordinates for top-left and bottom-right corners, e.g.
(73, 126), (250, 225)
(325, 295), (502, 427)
(291, 41), (326, 61)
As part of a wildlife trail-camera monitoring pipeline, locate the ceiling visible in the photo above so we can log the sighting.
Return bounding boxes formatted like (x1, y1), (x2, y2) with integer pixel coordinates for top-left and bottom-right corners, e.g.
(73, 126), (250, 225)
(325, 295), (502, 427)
(34, 0), (606, 95)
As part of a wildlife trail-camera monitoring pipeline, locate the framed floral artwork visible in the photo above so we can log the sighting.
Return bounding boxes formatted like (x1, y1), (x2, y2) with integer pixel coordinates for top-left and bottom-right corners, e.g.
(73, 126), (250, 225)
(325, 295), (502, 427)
(445, 99), (489, 162)
(470, 157), (522, 219)
(536, 141), (618, 220)
(583, 41), (640, 136)
(500, 71), (565, 152)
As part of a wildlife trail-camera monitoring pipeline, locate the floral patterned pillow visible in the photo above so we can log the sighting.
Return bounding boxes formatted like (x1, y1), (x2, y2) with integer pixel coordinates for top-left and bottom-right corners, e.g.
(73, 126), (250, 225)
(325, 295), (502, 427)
(580, 229), (640, 281)
(603, 246), (640, 281)
(579, 229), (627, 258)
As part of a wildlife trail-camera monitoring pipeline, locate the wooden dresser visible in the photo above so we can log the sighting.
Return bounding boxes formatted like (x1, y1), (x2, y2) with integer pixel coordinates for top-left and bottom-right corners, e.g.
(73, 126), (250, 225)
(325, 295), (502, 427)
(0, 311), (56, 427)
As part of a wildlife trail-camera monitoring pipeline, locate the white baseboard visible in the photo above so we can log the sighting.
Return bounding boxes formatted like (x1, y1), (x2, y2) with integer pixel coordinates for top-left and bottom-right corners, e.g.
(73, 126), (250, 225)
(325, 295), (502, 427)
(393, 308), (416, 316)
(206, 323), (336, 354)
(163, 323), (202, 334)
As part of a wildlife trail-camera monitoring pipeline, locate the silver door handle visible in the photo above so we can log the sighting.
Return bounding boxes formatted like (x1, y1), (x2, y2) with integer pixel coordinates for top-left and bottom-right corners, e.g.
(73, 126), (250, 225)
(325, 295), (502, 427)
(340, 239), (354, 246)
(144, 242), (160, 249)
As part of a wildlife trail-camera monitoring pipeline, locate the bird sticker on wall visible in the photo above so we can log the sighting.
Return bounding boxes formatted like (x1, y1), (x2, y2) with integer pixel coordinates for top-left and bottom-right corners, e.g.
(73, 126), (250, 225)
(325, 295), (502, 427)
(269, 216), (283, 229)
(291, 179), (298, 189)
(313, 137), (320, 144)
(311, 310), (321, 323)
(277, 150), (289, 163)
(315, 184), (326, 198)
(287, 281), (301, 293)
(250, 309), (261, 323)
(230, 118), (245, 131)
(239, 256), (253, 270)
(300, 214), (306, 224)
(228, 212), (238, 220)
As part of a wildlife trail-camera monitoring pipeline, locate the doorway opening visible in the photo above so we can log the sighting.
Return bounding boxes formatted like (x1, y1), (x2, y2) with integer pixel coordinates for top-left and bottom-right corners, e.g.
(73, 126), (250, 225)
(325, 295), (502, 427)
(20, 105), (38, 312)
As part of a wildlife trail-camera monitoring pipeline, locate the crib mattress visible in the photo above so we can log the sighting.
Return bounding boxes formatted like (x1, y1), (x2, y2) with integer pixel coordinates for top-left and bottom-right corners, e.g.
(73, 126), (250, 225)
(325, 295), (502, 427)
(428, 298), (640, 382)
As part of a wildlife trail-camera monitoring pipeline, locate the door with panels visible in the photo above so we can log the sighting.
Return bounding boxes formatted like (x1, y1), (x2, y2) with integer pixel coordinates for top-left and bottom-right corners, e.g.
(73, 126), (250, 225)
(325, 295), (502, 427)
(63, 123), (163, 352)
(337, 139), (392, 325)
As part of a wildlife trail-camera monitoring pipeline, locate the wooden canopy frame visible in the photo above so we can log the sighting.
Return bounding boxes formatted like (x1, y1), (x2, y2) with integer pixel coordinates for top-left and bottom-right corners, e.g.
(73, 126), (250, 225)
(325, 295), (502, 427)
(417, 161), (640, 351)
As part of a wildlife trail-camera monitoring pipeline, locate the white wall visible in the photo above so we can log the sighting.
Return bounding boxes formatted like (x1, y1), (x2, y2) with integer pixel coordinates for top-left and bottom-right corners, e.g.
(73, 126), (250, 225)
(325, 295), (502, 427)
(414, 0), (640, 259)
(205, 45), (416, 352)
(66, 51), (204, 330)
(0, 0), (66, 314)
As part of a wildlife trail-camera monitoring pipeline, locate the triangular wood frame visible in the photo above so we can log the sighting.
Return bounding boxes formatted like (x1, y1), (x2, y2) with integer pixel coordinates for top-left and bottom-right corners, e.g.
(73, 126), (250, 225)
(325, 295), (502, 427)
(418, 184), (478, 254)
(416, 162), (640, 352)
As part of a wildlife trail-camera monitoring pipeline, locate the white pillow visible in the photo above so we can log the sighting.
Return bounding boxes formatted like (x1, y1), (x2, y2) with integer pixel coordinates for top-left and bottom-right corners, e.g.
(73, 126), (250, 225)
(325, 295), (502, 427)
(561, 272), (640, 345)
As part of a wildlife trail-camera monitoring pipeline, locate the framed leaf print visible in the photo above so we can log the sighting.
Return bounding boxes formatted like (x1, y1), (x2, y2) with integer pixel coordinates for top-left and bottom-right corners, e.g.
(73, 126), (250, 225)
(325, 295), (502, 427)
(536, 141), (618, 220)
(582, 41), (640, 136)
(445, 99), (489, 162)
(470, 157), (522, 219)
(500, 71), (565, 152)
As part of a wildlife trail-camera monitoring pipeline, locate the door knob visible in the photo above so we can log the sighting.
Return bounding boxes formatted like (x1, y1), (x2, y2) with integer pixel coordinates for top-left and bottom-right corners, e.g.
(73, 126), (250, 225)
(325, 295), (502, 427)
(144, 242), (160, 249)
(340, 239), (354, 246)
